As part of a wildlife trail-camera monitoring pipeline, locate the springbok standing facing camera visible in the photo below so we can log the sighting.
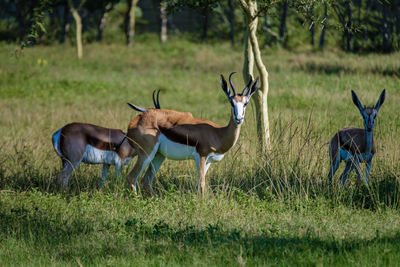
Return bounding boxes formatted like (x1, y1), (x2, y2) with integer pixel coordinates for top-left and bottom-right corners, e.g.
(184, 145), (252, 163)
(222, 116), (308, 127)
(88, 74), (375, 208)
(52, 90), (162, 189)
(125, 73), (259, 196)
(328, 89), (386, 186)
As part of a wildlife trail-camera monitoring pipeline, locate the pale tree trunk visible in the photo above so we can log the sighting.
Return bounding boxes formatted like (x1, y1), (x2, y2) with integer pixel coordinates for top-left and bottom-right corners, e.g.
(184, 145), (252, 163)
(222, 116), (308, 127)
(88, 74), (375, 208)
(97, 3), (112, 42)
(242, 30), (254, 84)
(68, 0), (85, 59)
(319, 3), (327, 50)
(160, 2), (167, 43)
(127, 0), (139, 47)
(240, 0), (271, 153)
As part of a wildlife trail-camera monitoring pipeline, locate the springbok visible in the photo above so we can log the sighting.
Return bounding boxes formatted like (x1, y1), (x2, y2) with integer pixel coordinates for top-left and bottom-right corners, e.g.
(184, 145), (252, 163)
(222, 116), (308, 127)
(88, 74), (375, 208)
(328, 89), (386, 186)
(125, 73), (259, 196)
(52, 90), (162, 189)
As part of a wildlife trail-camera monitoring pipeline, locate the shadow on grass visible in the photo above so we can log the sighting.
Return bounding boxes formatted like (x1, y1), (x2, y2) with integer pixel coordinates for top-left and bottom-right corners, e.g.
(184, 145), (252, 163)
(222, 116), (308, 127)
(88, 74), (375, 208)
(291, 61), (400, 77)
(2, 206), (400, 261)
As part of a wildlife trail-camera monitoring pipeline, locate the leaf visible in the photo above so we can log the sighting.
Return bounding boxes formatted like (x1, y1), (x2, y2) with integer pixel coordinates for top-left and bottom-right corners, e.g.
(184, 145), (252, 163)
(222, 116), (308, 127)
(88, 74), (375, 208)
(36, 22), (47, 34)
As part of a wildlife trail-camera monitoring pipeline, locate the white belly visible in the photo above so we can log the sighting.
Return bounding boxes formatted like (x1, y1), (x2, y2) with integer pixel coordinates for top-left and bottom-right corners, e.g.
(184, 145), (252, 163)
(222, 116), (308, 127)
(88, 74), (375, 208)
(158, 134), (198, 160)
(82, 145), (122, 166)
(207, 152), (224, 163)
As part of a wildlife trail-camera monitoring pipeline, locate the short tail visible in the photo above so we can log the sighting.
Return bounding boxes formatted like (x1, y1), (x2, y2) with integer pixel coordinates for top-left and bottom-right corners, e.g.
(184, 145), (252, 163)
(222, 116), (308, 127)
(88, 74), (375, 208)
(329, 134), (340, 166)
(52, 129), (64, 158)
(328, 133), (340, 180)
(127, 103), (147, 113)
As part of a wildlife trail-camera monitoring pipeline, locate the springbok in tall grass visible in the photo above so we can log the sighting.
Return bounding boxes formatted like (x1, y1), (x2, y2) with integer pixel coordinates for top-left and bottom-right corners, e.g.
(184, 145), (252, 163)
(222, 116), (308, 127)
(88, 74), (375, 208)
(52, 90), (162, 189)
(125, 73), (259, 196)
(328, 89), (386, 186)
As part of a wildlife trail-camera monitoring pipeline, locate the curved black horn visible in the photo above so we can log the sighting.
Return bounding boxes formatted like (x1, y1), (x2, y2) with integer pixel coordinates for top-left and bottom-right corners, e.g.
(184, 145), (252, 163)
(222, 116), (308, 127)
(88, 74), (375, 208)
(229, 72), (237, 96)
(156, 90), (161, 109)
(127, 103), (147, 113)
(243, 75), (253, 96)
(152, 90), (157, 108)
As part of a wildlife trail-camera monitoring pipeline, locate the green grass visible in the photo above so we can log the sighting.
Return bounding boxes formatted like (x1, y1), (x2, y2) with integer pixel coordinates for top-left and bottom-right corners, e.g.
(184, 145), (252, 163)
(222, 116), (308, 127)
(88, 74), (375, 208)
(0, 40), (400, 265)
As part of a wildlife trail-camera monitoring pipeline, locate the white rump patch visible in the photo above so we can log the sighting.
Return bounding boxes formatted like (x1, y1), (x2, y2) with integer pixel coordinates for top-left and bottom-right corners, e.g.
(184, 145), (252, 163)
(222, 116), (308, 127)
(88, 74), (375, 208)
(82, 145), (122, 166)
(52, 129), (63, 158)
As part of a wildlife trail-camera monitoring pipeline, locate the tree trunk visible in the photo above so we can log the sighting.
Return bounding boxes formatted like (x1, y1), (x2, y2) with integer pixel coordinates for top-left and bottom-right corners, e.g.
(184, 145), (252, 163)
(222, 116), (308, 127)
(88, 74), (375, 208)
(160, 2), (167, 43)
(227, 0), (235, 46)
(381, 2), (389, 52)
(69, 1), (83, 59)
(362, 0), (371, 47)
(310, 6), (314, 46)
(240, 0), (271, 153)
(279, 0), (288, 45)
(242, 29), (254, 84)
(97, 3), (112, 42)
(201, 8), (209, 40)
(319, 3), (327, 50)
(127, 0), (139, 46)
(345, 0), (352, 52)
(60, 2), (70, 44)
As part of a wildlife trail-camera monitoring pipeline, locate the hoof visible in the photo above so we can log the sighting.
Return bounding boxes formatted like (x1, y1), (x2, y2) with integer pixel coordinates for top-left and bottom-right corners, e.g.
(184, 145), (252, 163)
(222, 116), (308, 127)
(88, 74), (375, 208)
(129, 184), (137, 193)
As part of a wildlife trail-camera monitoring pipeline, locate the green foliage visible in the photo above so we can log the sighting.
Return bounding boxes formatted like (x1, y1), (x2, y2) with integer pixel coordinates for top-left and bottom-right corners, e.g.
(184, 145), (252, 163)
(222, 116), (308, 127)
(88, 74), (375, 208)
(20, 0), (53, 49)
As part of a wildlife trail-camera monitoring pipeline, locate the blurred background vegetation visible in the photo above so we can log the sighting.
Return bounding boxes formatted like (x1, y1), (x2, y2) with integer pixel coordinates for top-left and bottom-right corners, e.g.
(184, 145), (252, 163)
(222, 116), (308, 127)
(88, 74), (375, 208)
(1, 0), (400, 53)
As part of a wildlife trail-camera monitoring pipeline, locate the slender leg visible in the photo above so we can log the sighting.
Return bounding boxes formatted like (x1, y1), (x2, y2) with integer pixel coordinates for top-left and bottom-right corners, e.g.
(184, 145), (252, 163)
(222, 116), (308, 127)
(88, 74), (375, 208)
(365, 159), (372, 185)
(352, 156), (363, 183)
(199, 156), (207, 196)
(195, 155), (201, 194)
(57, 159), (81, 190)
(340, 161), (352, 187)
(328, 136), (340, 183)
(328, 154), (340, 183)
(58, 144), (85, 190)
(100, 164), (110, 186)
(115, 162), (121, 181)
(126, 143), (160, 193)
(142, 153), (165, 196)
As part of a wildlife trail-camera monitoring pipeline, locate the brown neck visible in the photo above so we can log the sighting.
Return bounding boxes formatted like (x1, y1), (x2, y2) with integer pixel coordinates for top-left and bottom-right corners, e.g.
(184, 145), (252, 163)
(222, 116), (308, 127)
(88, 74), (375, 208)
(218, 111), (241, 153)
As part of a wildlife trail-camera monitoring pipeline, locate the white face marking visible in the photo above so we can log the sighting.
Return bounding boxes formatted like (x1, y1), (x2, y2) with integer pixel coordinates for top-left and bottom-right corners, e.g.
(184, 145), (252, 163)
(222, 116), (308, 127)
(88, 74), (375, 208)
(158, 134), (199, 160)
(362, 109), (377, 132)
(82, 145), (122, 166)
(231, 97), (248, 124)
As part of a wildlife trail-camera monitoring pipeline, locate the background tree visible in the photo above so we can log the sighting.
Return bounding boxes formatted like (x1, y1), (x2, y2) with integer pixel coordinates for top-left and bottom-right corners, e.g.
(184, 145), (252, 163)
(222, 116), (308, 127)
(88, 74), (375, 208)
(126, 0), (139, 46)
(319, 2), (327, 50)
(68, 0), (86, 59)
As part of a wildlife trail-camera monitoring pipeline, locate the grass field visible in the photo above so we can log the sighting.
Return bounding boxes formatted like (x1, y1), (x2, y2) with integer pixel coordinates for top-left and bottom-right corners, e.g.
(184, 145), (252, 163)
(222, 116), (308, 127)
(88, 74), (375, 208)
(0, 40), (400, 266)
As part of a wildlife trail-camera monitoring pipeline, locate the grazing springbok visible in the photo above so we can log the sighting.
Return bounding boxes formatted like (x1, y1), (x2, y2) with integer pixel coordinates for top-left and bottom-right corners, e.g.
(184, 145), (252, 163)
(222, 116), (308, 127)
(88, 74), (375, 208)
(52, 90), (162, 189)
(328, 89), (386, 186)
(125, 73), (259, 196)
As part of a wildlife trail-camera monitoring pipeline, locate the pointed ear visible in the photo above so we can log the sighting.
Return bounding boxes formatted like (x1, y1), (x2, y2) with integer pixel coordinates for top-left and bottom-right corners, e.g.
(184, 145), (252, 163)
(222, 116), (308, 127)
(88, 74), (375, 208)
(351, 90), (363, 113)
(375, 89), (386, 112)
(220, 74), (230, 99)
(247, 77), (259, 98)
